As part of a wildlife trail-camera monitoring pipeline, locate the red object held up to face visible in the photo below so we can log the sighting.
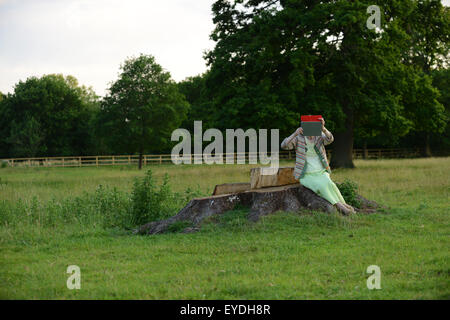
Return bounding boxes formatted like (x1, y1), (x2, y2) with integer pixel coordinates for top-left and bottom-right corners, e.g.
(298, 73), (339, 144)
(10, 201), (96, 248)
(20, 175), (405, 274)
(301, 115), (323, 122)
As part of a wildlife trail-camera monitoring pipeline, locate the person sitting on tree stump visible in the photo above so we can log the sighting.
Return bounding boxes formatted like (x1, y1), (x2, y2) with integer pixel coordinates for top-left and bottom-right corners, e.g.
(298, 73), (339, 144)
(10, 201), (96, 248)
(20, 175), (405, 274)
(281, 117), (355, 215)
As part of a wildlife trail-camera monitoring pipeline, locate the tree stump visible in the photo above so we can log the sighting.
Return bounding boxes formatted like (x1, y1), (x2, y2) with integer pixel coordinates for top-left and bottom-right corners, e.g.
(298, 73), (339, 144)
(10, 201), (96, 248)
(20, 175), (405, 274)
(135, 183), (382, 235)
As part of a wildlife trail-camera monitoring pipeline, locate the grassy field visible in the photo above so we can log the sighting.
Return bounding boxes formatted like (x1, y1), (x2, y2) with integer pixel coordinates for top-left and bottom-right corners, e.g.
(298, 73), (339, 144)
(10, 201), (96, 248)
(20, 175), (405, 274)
(0, 158), (449, 299)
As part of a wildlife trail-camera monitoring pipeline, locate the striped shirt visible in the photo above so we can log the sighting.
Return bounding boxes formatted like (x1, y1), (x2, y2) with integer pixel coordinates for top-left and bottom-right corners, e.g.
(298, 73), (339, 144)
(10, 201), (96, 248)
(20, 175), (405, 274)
(281, 129), (334, 180)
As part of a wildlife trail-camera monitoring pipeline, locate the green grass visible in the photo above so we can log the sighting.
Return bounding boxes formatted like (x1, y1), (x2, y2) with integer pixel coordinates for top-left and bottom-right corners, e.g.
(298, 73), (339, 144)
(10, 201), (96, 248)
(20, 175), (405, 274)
(0, 158), (449, 299)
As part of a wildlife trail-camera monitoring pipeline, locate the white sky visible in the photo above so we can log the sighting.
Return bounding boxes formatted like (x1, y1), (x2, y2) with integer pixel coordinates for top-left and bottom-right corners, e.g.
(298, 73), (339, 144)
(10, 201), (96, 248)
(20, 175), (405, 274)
(1, 0), (449, 96)
(0, 0), (216, 96)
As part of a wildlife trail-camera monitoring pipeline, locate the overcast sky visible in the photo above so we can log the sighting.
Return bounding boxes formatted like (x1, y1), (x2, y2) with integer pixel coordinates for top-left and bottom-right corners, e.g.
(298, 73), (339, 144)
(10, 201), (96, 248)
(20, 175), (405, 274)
(1, 0), (449, 97)
(0, 0), (216, 96)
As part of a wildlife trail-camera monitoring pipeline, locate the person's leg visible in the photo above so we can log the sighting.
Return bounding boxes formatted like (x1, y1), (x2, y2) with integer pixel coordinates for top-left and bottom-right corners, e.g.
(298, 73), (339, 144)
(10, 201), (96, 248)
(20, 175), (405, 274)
(324, 172), (347, 204)
(318, 172), (355, 214)
(301, 171), (355, 215)
(316, 172), (347, 206)
(301, 172), (353, 214)
(320, 173), (356, 213)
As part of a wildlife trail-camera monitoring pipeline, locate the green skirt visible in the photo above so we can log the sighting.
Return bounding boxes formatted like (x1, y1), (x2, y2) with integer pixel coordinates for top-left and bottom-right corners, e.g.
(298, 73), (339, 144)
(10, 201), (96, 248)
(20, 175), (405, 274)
(300, 169), (346, 205)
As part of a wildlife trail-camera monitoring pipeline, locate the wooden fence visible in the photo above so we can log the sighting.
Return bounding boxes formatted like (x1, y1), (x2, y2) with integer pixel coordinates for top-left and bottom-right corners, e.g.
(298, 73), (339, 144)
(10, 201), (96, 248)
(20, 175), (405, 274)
(1, 148), (421, 168)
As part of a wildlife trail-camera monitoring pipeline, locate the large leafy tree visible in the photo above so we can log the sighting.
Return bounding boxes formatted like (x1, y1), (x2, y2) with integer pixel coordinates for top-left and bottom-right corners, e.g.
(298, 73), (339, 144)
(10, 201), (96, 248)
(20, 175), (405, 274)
(99, 54), (189, 169)
(0, 74), (98, 158)
(205, 0), (305, 132)
(401, 0), (449, 156)
(404, 0), (449, 74)
(178, 73), (214, 132)
(205, 0), (447, 167)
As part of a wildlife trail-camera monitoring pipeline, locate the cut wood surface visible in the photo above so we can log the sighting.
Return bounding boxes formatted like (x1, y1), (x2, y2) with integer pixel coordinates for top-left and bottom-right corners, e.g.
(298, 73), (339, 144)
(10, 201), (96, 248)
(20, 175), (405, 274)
(213, 182), (251, 195)
(250, 167), (297, 189)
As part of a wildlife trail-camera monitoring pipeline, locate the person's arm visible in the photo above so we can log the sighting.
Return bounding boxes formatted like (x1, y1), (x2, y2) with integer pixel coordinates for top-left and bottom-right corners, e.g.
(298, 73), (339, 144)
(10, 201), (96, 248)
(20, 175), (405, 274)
(281, 127), (303, 150)
(320, 118), (334, 145)
(322, 127), (334, 145)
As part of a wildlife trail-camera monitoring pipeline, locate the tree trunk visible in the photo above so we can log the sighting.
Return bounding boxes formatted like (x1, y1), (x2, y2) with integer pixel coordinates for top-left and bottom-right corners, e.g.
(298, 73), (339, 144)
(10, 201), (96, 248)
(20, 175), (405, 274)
(330, 109), (355, 168)
(420, 132), (432, 157)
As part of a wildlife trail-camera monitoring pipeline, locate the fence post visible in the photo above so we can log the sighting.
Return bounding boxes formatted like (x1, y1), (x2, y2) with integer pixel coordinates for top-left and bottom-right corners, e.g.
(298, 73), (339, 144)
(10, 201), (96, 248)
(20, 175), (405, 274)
(79, 157), (82, 167)
(96, 156), (98, 167)
(159, 155), (162, 164)
(128, 156), (131, 165)
(62, 158), (65, 167)
(112, 156), (115, 166)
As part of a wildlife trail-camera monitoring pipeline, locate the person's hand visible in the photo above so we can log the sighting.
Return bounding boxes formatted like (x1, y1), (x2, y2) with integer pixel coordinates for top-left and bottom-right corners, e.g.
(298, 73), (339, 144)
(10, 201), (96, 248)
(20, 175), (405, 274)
(296, 127), (304, 136)
(320, 118), (325, 132)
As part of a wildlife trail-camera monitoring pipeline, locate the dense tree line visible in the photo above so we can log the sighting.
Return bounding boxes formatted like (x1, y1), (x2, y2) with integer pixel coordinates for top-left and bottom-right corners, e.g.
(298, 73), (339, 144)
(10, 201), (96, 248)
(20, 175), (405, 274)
(0, 75), (100, 158)
(0, 0), (448, 167)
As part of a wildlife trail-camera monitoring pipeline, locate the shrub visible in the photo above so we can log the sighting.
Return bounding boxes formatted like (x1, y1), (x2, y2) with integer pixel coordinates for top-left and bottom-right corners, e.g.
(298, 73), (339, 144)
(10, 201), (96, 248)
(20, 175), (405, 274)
(130, 170), (175, 226)
(335, 179), (362, 208)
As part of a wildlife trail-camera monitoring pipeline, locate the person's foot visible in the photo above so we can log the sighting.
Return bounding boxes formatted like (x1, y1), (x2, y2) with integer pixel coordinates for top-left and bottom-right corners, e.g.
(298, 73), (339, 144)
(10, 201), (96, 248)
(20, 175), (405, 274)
(342, 203), (356, 213)
(335, 202), (352, 215)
